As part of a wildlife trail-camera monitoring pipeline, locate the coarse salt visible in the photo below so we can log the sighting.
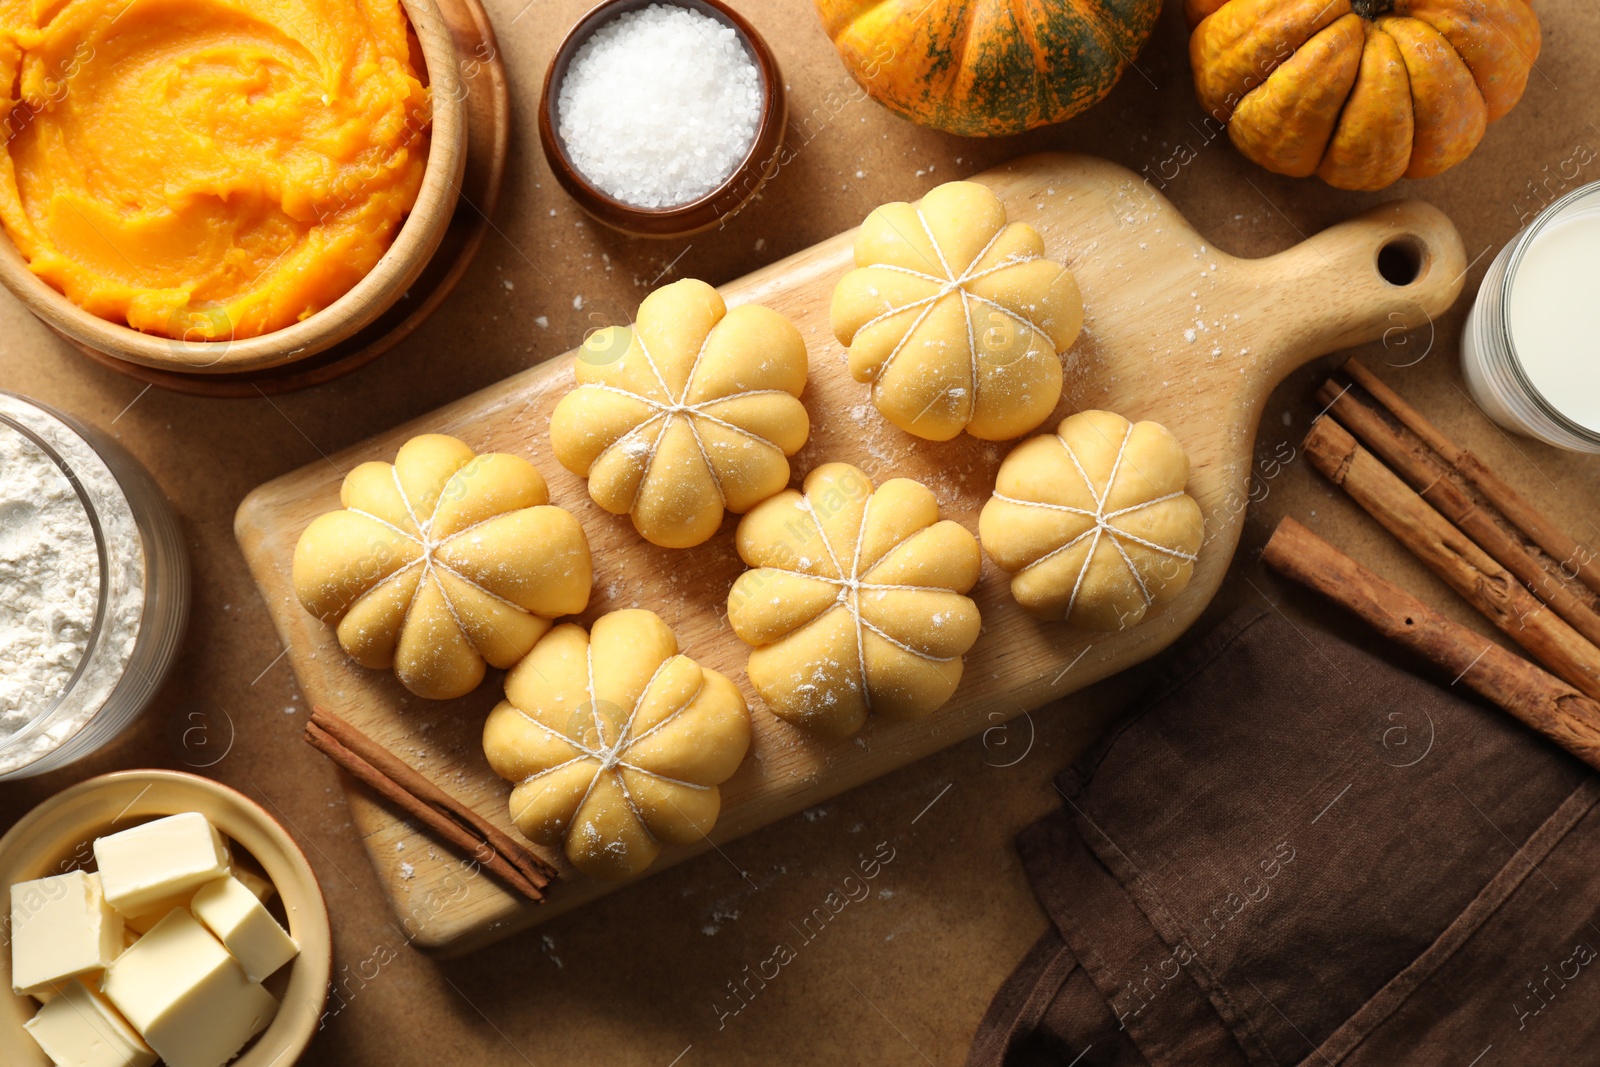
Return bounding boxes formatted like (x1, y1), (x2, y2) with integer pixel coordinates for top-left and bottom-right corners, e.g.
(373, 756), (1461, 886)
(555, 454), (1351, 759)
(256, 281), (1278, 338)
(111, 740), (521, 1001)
(557, 4), (762, 208)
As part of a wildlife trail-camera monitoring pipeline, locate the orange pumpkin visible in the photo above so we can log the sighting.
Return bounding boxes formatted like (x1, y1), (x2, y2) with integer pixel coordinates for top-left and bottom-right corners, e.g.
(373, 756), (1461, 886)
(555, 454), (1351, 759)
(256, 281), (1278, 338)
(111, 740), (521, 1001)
(1186, 0), (1541, 189)
(816, 0), (1163, 137)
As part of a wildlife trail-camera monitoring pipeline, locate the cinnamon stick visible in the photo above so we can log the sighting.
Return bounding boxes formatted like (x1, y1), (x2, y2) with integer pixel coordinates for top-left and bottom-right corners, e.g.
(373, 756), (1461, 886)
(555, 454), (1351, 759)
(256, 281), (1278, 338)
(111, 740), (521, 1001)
(309, 706), (554, 887)
(1262, 517), (1600, 772)
(1343, 359), (1600, 596)
(1317, 378), (1600, 648)
(303, 719), (549, 902)
(1303, 415), (1600, 703)
(304, 721), (542, 901)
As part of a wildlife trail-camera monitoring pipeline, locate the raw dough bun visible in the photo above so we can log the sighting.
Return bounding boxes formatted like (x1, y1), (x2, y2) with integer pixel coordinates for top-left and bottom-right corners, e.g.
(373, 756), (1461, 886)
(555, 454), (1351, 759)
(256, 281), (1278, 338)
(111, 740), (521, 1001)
(831, 180), (1083, 443)
(482, 609), (751, 880)
(292, 434), (592, 700)
(979, 410), (1202, 630)
(727, 463), (982, 739)
(550, 278), (810, 549)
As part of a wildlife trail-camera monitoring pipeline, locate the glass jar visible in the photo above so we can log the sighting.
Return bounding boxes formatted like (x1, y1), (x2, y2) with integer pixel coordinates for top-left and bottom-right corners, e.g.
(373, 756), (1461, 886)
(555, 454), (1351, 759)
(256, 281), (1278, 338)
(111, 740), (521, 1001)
(0, 393), (189, 779)
(1461, 181), (1600, 453)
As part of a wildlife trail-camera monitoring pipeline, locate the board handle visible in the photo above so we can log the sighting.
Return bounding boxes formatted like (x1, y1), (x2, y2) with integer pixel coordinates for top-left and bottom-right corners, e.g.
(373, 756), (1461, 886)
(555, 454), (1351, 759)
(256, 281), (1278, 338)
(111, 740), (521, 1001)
(1253, 199), (1467, 377)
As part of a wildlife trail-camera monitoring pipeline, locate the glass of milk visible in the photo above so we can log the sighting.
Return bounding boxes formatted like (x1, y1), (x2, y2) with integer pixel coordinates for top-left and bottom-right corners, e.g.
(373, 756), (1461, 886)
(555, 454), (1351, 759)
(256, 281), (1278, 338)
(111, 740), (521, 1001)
(1462, 181), (1600, 452)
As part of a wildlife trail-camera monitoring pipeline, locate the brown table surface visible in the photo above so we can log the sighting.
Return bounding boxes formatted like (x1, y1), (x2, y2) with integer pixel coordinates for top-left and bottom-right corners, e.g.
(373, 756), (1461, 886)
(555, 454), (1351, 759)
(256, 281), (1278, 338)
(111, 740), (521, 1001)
(4, 1), (1598, 1063)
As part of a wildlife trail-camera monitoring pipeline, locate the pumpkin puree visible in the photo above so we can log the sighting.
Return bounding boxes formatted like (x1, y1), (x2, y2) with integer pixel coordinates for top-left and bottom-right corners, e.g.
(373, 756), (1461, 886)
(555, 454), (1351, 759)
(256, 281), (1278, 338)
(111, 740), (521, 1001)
(0, 0), (430, 340)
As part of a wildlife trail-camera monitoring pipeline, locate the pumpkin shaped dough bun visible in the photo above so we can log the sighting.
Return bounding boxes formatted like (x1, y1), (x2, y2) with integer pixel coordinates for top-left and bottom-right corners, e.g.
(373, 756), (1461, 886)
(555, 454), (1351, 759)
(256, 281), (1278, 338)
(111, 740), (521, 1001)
(550, 278), (810, 549)
(980, 410), (1202, 630)
(292, 434), (592, 700)
(831, 180), (1083, 443)
(483, 609), (751, 880)
(728, 463), (982, 740)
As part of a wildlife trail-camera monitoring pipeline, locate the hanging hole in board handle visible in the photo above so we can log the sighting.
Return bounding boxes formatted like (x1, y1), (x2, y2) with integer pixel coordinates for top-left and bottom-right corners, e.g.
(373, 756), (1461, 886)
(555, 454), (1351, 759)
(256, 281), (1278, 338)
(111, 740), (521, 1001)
(1377, 236), (1427, 287)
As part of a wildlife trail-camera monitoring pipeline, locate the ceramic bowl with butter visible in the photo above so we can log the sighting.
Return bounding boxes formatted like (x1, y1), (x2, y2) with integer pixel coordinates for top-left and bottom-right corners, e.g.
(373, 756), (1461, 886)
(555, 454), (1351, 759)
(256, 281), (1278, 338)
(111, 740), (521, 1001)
(0, 770), (332, 1067)
(0, 0), (467, 377)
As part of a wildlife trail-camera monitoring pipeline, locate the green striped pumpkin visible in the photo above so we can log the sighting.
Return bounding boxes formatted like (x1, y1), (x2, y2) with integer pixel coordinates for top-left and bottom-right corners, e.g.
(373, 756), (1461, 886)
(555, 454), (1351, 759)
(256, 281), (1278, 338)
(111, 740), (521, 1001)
(816, 0), (1162, 136)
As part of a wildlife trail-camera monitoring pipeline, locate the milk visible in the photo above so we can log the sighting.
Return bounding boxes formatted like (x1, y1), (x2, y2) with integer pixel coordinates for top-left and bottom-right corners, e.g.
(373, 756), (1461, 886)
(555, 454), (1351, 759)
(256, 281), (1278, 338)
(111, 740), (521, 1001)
(1506, 210), (1600, 431)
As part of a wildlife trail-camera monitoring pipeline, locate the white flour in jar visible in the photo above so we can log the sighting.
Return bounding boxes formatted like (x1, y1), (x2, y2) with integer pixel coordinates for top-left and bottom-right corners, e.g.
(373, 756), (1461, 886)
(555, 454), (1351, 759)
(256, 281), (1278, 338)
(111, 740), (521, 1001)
(0, 422), (100, 734)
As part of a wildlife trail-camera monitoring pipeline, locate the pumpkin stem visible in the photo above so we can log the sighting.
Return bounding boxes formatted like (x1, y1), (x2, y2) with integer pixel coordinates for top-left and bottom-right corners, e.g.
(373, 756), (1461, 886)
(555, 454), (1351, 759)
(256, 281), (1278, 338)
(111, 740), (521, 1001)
(1350, 0), (1393, 17)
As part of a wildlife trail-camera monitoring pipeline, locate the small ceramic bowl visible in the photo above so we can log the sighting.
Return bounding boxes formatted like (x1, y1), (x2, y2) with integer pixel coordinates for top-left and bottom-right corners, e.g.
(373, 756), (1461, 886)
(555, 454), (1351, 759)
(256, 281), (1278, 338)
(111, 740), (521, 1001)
(0, 770), (333, 1067)
(540, 0), (788, 239)
(0, 0), (467, 376)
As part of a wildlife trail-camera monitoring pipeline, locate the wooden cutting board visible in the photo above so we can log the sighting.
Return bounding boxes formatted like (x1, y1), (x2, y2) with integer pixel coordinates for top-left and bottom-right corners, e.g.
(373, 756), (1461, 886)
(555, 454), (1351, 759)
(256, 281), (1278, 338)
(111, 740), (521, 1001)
(235, 152), (1465, 956)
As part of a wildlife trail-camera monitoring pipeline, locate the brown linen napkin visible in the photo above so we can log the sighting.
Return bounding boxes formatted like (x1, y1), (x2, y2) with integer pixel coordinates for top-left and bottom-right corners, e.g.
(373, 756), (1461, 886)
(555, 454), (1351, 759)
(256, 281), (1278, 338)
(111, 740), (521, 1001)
(970, 609), (1600, 1067)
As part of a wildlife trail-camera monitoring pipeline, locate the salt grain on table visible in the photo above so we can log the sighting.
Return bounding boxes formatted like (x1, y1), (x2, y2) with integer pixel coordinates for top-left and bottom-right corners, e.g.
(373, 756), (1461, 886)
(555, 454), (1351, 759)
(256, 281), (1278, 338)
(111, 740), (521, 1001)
(557, 4), (762, 209)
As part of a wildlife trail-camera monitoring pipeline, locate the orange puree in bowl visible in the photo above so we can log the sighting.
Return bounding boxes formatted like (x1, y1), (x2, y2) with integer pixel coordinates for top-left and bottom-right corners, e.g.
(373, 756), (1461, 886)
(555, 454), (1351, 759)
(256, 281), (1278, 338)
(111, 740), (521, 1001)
(0, 0), (430, 340)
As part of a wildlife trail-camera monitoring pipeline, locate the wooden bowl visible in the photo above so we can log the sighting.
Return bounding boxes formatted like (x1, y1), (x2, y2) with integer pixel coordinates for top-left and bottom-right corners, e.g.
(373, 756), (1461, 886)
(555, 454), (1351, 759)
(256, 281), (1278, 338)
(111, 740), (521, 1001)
(59, 0), (508, 397)
(0, 770), (333, 1066)
(0, 0), (468, 376)
(539, 0), (788, 239)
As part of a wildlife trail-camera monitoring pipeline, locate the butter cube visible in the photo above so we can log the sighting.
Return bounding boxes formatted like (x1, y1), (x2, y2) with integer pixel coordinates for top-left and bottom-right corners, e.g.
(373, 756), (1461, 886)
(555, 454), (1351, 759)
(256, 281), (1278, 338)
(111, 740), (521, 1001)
(191, 875), (299, 982)
(95, 813), (229, 916)
(10, 870), (124, 996)
(123, 904), (186, 936)
(230, 865), (275, 904)
(123, 892), (206, 935)
(24, 978), (156, 1067)
(102, 910), (278, 1067)
(123, 862), (274, 935)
